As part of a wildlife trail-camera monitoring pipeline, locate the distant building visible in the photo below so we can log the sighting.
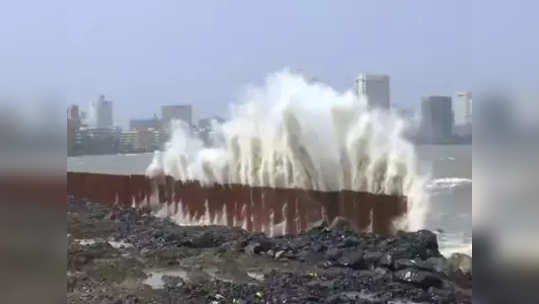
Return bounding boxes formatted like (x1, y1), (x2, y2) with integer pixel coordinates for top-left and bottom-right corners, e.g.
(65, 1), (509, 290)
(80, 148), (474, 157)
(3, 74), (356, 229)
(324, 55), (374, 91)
(420, 96), (454, 143)
(130, 116), (160, 131)
(119, 129), (160, 152)
(453, 91), (472, 137)
(94, 95), (113, 129)
(76, 127), (120, 155)
(67, 105), (81, 155)
(161, 105), (192, 126)
(355, 73), (391, 109)
(453, 91), (472, 126)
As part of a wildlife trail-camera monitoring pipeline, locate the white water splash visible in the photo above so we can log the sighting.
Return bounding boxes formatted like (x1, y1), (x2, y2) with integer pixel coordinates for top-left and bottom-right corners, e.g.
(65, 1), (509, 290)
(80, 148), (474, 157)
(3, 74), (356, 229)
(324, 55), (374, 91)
(147, 70), (429, 230)
(426, 178), (472, 191)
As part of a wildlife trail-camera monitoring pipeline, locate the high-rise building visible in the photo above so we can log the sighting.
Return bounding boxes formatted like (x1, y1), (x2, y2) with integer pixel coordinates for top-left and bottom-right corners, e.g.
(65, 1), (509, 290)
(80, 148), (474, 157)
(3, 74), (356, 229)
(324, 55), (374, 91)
(420, 96), (454, 143)
(94, 95), (113, 129)
(355, 73), (391, 109)
(161, 105), (192, 128)
(67, 105), (81, 155)
(453, 91), (472, 137)
(453, 91), (472, 126)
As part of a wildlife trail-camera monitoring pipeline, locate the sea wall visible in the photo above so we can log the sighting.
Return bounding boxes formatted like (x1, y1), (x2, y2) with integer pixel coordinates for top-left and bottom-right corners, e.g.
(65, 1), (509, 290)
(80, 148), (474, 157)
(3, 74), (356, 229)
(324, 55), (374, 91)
(67, 172), (406, 235)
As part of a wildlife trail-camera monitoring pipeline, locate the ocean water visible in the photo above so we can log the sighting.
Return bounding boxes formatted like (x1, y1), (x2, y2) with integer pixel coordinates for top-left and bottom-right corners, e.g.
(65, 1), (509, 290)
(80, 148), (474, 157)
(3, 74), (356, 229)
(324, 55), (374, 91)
(68, 144), (472, 256)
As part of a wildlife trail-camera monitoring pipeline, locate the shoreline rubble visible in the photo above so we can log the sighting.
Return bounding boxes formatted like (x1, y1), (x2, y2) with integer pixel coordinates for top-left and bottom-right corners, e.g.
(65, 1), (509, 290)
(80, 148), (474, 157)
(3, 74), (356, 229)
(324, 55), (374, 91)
(68, 199), (471, 303)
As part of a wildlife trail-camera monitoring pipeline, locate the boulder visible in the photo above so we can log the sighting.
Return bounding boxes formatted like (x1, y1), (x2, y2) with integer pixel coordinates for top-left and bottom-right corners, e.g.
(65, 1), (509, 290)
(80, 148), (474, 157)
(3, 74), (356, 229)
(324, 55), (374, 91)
(394, 268), (443, 289)
(325, 248), (343, 260)
(363, 251), (383, 267)
(448, 253), (472, 278)
(244, 238), (273, 256)
(393, 258), (433, 271)
(378, 252), (395, 268)
(337, 251), (364, 269)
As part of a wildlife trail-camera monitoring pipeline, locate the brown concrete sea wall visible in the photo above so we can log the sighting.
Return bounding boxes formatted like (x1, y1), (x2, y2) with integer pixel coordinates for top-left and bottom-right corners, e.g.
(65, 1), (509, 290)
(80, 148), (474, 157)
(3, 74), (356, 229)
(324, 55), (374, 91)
(67, 172), (407, 236)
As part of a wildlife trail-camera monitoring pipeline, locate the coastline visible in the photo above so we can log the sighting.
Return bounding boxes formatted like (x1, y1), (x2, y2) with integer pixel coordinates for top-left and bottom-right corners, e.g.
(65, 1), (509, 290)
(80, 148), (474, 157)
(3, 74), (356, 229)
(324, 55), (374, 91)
(68, 199), (472, 303)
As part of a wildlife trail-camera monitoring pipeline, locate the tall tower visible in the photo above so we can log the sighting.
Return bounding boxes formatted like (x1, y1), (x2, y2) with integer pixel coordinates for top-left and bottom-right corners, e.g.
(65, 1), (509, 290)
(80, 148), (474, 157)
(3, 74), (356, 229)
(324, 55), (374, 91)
(94, 95), (113, 129)
(453, 91), (472, 126)
(355, 73), (391, 109)
(421, 96), (454, 143)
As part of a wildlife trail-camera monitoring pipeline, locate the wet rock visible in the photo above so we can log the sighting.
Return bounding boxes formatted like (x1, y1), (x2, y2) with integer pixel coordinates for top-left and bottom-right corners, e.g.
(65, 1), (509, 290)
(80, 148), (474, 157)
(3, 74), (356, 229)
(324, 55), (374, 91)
(448, 253), (472, 278)
(428, 287), (456, 303)
(378, 252), (395, 268)
(244, 234), (273, 256)
(325, 247), (342, 260)
(245, 239), (272, 256)
(162, 275), (184, 288)
(395, 268), (443, 288)
(68, 198), (471, 304)
(274, 250), (286, 260)
(336, 251), (364, 269)
(394, 258), (434, 271)
(190, 231), (216, 248)
(427, 257), (452, 276)
(325, 291), (368, 303)
(363, 251), (383, 267)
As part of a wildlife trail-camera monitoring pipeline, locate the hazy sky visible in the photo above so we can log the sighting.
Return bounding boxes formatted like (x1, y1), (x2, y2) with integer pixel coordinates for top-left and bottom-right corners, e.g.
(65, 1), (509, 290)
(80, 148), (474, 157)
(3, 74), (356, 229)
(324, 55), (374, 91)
(1, 0), (538, 127)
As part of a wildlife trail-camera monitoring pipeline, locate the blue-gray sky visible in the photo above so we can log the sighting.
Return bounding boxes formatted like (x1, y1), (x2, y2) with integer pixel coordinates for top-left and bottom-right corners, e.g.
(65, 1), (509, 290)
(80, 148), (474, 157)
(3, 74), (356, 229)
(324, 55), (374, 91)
(1, 0), (538, 127)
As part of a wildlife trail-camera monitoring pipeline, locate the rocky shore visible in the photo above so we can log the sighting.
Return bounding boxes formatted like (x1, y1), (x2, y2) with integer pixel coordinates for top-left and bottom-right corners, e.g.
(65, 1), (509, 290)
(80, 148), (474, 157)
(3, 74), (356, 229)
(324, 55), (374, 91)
(67, 199), (471, 303)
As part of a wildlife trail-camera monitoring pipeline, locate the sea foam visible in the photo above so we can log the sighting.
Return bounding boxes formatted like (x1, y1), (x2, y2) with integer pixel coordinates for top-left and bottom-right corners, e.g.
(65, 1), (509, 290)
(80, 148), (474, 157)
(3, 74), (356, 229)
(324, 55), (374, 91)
(147, 70), (429, 230)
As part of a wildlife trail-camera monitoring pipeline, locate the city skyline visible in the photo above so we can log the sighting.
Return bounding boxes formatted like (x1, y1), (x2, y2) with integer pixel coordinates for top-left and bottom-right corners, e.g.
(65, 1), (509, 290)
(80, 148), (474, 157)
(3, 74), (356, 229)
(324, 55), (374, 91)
(2, 0), (500, 128)
(75, 73), (471, 130)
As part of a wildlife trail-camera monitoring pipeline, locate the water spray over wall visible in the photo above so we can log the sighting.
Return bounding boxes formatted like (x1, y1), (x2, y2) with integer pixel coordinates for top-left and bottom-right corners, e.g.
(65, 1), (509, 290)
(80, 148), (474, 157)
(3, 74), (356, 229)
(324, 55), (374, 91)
(147, 70), (429, 231)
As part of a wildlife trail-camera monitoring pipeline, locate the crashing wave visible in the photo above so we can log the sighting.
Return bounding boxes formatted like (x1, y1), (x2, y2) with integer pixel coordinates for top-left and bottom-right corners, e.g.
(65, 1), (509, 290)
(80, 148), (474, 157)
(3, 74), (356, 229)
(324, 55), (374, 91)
(147, 69), (429, 230)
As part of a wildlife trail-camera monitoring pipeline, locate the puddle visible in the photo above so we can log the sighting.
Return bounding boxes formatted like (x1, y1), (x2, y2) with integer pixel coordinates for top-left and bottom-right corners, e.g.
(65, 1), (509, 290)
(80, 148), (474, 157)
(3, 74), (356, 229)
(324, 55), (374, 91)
(246, 272), (265, 282)
(74, 238), (133, 249)
(76, 239), (97, 246)
(108, 240), (133, 249)
(203, 267), (236, 283)
(143, 268), (190, 289)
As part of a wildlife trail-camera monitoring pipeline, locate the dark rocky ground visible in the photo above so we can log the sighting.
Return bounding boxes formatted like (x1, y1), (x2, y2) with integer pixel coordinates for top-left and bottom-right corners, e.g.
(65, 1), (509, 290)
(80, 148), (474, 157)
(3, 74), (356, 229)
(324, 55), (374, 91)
(67, 199), (472, 303)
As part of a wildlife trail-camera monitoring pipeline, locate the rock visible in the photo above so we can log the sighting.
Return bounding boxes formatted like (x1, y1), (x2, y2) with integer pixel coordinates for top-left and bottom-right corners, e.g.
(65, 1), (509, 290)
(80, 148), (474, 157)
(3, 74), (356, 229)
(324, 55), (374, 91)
(395, 268), (443, 288)
(274, 250), (286, 260)
(325, 291), (367, 303)
(394, 258), (433, 271)
(325, 247), (342, 260)
(311, 243), (325, 252)
(306, 219), (328, 232)
(428, 287), (456, 303)
(426, 257), (452, 276)
(162, 275), (183, 288)
(378, 252), (394, 268)
(190, 231), (215, 248)
(448, 253), (472, 278)
(414, 230), (440, 256)
(337, 251), (364, 269)
(363, 251), (383, 267)
(329, 216), (353, 231)
(339, 236), (361, 248)
(245, 242), (267, 256)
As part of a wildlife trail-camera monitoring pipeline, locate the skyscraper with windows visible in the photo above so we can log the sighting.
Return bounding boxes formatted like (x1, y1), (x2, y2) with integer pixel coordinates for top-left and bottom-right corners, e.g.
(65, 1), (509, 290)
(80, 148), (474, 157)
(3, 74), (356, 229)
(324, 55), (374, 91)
(355, 73), (390, 109)
(94, 95), (113, 129)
